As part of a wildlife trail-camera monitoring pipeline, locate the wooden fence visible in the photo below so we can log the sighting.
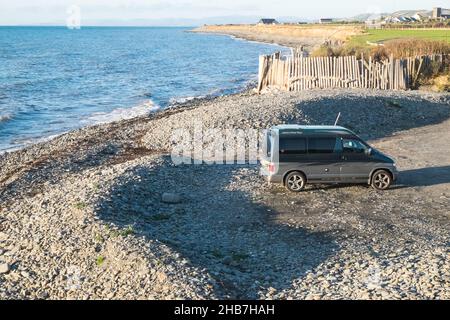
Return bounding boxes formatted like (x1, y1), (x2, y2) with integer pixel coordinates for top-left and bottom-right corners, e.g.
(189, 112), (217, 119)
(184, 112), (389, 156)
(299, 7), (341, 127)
(257, 52), (448, 92)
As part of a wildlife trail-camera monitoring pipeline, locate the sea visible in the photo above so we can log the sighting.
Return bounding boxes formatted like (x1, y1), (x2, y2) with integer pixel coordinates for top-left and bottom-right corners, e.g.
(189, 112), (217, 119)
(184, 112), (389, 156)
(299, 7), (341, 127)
(0, 26), (285, 152)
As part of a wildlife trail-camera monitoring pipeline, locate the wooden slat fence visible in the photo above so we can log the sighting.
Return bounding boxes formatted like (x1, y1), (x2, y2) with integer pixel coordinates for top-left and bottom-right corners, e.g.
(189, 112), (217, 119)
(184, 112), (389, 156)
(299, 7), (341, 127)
(257, 52), (448, 92)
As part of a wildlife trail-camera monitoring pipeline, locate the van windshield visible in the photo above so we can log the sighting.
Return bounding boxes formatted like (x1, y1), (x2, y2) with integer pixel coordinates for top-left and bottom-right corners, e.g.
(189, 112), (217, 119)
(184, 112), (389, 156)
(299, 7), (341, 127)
(342, 138), (368, 153)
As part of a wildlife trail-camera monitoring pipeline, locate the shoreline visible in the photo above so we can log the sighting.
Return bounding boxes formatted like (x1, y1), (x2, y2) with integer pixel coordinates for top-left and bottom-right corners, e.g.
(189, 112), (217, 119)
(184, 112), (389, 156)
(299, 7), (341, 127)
(1, 24), (290, 155)
(2, 86), (450, 160)
(191, 24), (364, 51)
(189, 29), (291, 49)
(0, 87), (256, 156)
(0, 75), (262, 155)
(0, 26), (280, 155)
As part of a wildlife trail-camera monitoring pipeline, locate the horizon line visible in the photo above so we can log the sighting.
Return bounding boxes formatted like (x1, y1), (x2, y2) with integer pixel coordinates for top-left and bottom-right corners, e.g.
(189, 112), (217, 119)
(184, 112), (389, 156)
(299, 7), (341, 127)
(0, 25), (201, 28)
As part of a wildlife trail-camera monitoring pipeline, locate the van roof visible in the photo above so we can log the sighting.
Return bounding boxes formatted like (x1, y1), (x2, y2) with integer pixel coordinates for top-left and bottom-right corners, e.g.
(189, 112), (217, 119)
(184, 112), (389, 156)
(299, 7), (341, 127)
(270, 125), (356, 136)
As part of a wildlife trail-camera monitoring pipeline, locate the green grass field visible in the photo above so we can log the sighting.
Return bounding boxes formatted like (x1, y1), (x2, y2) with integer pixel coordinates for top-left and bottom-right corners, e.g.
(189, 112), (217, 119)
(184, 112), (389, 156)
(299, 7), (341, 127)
(350, 29), (450, 46)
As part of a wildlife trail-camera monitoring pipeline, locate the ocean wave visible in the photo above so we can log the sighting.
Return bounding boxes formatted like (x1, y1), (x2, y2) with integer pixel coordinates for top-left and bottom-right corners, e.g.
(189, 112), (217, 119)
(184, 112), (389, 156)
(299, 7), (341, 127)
(0, 114), (12, 123)
(168, 95), (207, 106)
(85, 100), (160, 125)
(1, 101), (160, 153)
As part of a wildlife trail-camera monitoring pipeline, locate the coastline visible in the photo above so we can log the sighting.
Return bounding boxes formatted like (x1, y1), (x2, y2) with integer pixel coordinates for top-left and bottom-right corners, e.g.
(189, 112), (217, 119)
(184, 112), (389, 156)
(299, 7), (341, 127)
(189, 29), (290, 49)
(190, 24), (365, 51)
(0, 26), (280, 154)
(0, 83), (257, 156)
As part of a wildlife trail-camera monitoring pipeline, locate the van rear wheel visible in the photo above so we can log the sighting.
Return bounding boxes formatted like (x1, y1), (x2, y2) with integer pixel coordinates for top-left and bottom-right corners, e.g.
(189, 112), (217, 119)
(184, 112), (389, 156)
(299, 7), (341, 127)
(285, 172), (306, 192)
(371, 170), (392, 190)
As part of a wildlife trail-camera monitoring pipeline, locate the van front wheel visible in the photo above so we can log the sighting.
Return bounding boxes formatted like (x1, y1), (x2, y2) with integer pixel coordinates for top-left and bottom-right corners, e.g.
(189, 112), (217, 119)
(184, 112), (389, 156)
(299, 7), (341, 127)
(371, 170), (392, 190)
(285, 172), (306, 192)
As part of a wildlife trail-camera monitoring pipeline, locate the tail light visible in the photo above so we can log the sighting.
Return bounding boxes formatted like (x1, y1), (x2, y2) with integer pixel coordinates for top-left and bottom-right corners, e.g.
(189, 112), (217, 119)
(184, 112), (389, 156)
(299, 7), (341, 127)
(268, 163), (275, 174)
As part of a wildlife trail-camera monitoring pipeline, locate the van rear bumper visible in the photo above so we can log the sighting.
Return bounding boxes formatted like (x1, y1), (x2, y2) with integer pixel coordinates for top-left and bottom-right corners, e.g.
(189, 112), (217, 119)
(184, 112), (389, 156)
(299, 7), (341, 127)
(264, 174), (283, 184)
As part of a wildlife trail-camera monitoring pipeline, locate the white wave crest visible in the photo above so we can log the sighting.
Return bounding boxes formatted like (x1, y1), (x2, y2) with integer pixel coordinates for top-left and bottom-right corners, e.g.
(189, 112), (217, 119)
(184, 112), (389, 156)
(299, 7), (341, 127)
(0, 114), (12, 122)
(85, 100), (160, 125)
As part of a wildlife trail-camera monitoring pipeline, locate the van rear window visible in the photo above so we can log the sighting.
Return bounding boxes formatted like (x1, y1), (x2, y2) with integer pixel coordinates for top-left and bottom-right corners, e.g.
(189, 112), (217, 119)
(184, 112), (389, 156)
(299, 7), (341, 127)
(279, 137), (306, 154)
(308, 138), (337, 154)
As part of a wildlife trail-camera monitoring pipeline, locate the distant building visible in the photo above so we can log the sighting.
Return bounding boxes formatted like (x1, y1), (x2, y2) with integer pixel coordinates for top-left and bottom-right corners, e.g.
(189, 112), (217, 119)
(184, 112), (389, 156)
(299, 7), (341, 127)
(412, 12), (430, 21)
(258, 18), (279, 25)
(383, 9), (428, 23)
(319, 18), (333, 24)
(363, 7), (449, 27)
(432, 7), (450, 19)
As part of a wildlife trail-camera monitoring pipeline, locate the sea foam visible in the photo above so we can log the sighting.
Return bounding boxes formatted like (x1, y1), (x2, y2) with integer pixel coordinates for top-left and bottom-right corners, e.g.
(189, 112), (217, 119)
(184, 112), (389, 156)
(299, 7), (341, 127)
(85, 100), (160, 125)
(0, 114), (12, 123)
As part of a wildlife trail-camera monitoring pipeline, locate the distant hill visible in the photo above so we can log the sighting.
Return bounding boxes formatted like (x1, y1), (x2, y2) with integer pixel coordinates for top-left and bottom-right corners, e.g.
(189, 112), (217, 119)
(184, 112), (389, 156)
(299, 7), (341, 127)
(20, 9), (445, 27)
(75, 16), (260, 27)
(338, 13), (390, 22)
(31, 15), (313, 27)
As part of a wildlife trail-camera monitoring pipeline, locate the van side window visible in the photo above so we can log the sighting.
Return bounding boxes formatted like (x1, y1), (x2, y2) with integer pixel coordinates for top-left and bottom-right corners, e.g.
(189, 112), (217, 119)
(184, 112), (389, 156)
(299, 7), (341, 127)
(342, 139), (367, 153)
(279, 137), (306, 154)
(308, 138), (337, 154)
(267, 135), (272, 157)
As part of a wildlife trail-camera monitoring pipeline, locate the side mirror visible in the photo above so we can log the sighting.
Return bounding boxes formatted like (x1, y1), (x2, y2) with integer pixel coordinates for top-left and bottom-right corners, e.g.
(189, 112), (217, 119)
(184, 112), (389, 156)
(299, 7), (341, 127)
(366, 148), (373, 156)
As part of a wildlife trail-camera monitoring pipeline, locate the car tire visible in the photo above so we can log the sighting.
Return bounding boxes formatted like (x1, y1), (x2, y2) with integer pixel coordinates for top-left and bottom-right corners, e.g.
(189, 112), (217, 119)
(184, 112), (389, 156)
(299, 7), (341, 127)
(285, 171), (306, 192)
(371, 170), (392, 190)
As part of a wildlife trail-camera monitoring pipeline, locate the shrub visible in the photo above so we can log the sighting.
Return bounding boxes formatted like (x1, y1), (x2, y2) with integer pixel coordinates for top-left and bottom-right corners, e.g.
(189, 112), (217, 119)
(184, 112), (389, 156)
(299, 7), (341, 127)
(432, 74), (450, 92)
(311, 39), (450, 61)
(383, 39), (450, 58)
(417, 65), (450, 91)
(370, 46), (389, 61)
(311, 45), (335, 57)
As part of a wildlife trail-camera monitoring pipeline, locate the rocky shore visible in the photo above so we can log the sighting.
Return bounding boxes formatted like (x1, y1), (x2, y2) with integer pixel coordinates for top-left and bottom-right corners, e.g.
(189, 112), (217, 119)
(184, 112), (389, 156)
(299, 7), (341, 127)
(1, 88), (449, 299)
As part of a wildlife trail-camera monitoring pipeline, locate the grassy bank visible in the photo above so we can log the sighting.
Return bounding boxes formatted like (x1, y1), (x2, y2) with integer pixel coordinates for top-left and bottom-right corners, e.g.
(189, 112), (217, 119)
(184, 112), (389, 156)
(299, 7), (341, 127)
(350, 29), (450, 46)
(313, 39), (450, 58)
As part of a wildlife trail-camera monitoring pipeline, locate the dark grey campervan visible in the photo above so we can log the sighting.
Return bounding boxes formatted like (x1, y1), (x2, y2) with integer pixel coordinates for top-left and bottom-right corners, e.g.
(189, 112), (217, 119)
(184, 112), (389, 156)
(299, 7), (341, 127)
(260, 125), (397, 192)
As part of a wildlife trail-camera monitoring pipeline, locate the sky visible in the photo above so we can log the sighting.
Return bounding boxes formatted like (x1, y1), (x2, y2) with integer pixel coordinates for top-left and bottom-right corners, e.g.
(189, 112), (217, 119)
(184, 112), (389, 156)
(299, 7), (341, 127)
(0, 0), (449, 26)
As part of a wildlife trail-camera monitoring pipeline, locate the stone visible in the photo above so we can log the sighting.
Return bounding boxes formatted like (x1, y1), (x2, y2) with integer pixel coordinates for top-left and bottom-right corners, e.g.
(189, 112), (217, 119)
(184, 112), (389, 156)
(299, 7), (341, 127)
(0, 263), (10, 274)
(155, 271), (168, 283)
(161, 193), (182, 204)
(229, 260), (239, 267)
(222, 256), (232, 265)
(0, 232), (7, 242)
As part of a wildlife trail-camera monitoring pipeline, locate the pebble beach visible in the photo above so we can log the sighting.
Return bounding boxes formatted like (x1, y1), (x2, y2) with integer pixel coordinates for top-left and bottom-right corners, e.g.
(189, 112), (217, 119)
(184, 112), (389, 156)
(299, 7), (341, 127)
(1, 88), (449, 299)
